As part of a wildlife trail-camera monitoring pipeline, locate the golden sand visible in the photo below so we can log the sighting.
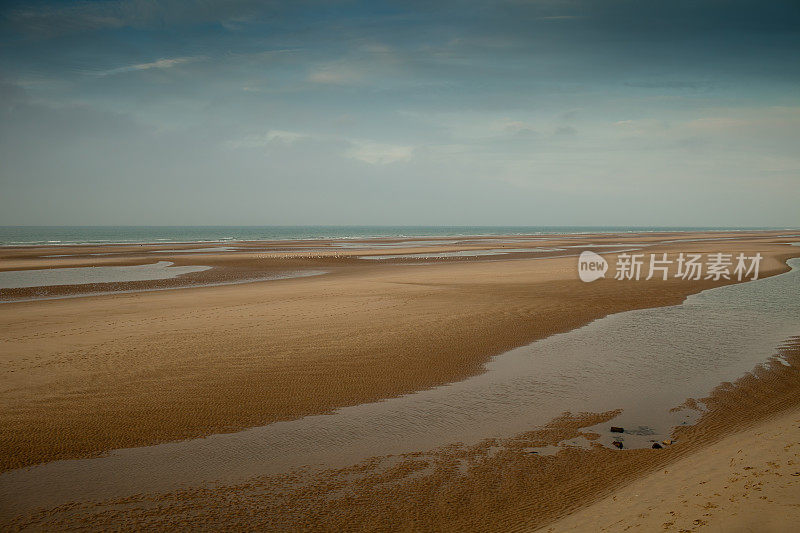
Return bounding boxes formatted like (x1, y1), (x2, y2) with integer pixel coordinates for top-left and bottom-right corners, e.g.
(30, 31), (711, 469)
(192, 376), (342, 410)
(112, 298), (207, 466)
(1, 231), (799, 530)
(0, 234), (794, 471)
(6, 341), (800, 531)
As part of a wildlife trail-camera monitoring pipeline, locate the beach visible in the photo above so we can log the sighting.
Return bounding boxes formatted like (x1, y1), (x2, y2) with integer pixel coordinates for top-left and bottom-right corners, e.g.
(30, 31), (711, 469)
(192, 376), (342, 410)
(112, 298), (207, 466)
(1, 230), (799, 530)
(5, 0), (799, 528)
(548, 399), (800, 532)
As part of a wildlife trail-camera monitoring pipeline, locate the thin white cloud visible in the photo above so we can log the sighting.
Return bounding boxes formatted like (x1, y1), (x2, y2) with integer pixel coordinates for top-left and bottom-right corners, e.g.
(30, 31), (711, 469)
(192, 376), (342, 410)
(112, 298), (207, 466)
(345, 141), (413, 165)
(227, 131), (413, 165)
(266, 130), (307, 143)
(307, 64), (363, 85)
(225, 130), (309, 149)
(492, 118), (536, 136)
(99, 57), (201, 77)
(612, 118), (670, 137)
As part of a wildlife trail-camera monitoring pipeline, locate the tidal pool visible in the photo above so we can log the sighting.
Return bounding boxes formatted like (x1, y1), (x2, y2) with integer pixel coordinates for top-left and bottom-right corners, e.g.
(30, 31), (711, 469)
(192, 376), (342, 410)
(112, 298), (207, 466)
(0, 261), (210, 289)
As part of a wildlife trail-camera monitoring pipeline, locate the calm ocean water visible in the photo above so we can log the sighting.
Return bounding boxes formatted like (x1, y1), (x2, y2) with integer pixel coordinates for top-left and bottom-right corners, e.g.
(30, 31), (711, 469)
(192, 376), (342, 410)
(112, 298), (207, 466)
(0, 226), (791, 246)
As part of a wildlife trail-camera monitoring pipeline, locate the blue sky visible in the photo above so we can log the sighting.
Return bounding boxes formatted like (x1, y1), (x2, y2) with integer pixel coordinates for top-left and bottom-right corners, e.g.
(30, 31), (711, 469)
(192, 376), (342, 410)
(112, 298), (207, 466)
(1, 0), (799, 226)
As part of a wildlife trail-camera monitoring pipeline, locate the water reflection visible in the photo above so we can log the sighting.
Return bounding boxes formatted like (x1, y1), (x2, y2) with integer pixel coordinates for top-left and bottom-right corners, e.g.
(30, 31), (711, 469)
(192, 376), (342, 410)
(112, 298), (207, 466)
(0, 261), (209, 289)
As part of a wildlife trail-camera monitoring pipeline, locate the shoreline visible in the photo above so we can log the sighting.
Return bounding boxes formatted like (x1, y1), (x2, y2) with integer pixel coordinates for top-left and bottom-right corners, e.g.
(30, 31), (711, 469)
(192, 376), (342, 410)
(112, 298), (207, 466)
(3, 226), (796, 248)
(3, 254), (798, 514)
(0, 230), (795, 302)
(1, 231), (799, 529)
(6, 338), (800, 530)
(1, 232), (798, 472)
(544, 339), (800, 532)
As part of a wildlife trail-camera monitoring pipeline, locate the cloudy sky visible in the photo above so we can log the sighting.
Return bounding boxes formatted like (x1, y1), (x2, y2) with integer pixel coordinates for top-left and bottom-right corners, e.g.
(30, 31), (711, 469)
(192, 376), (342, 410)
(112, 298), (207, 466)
(1, 0), (798, 226)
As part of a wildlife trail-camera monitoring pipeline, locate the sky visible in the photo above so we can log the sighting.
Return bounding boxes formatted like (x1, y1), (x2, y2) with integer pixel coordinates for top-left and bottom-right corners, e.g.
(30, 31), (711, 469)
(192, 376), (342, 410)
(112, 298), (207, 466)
(1, 0), (799, 227)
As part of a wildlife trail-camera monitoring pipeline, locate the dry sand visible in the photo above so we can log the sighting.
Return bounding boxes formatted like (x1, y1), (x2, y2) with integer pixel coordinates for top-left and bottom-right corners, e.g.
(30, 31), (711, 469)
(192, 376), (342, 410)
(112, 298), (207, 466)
(546, 406), (800, 532)
(1, 231), (799, 530)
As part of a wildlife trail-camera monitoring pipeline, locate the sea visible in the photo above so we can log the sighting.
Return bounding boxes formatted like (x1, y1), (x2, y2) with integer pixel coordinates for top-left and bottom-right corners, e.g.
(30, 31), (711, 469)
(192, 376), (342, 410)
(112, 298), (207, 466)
(0, 226), (793, 246)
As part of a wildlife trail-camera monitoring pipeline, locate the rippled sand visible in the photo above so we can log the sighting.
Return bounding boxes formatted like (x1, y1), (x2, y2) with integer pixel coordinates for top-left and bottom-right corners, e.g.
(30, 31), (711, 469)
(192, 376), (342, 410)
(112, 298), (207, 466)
(1, 231), (799, 529)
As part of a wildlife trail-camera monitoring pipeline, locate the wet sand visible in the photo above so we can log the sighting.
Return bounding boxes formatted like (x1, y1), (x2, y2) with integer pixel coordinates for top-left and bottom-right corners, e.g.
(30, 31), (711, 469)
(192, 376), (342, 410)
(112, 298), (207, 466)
(5, 341), (800, 531)
(1, 230), (799, 529)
